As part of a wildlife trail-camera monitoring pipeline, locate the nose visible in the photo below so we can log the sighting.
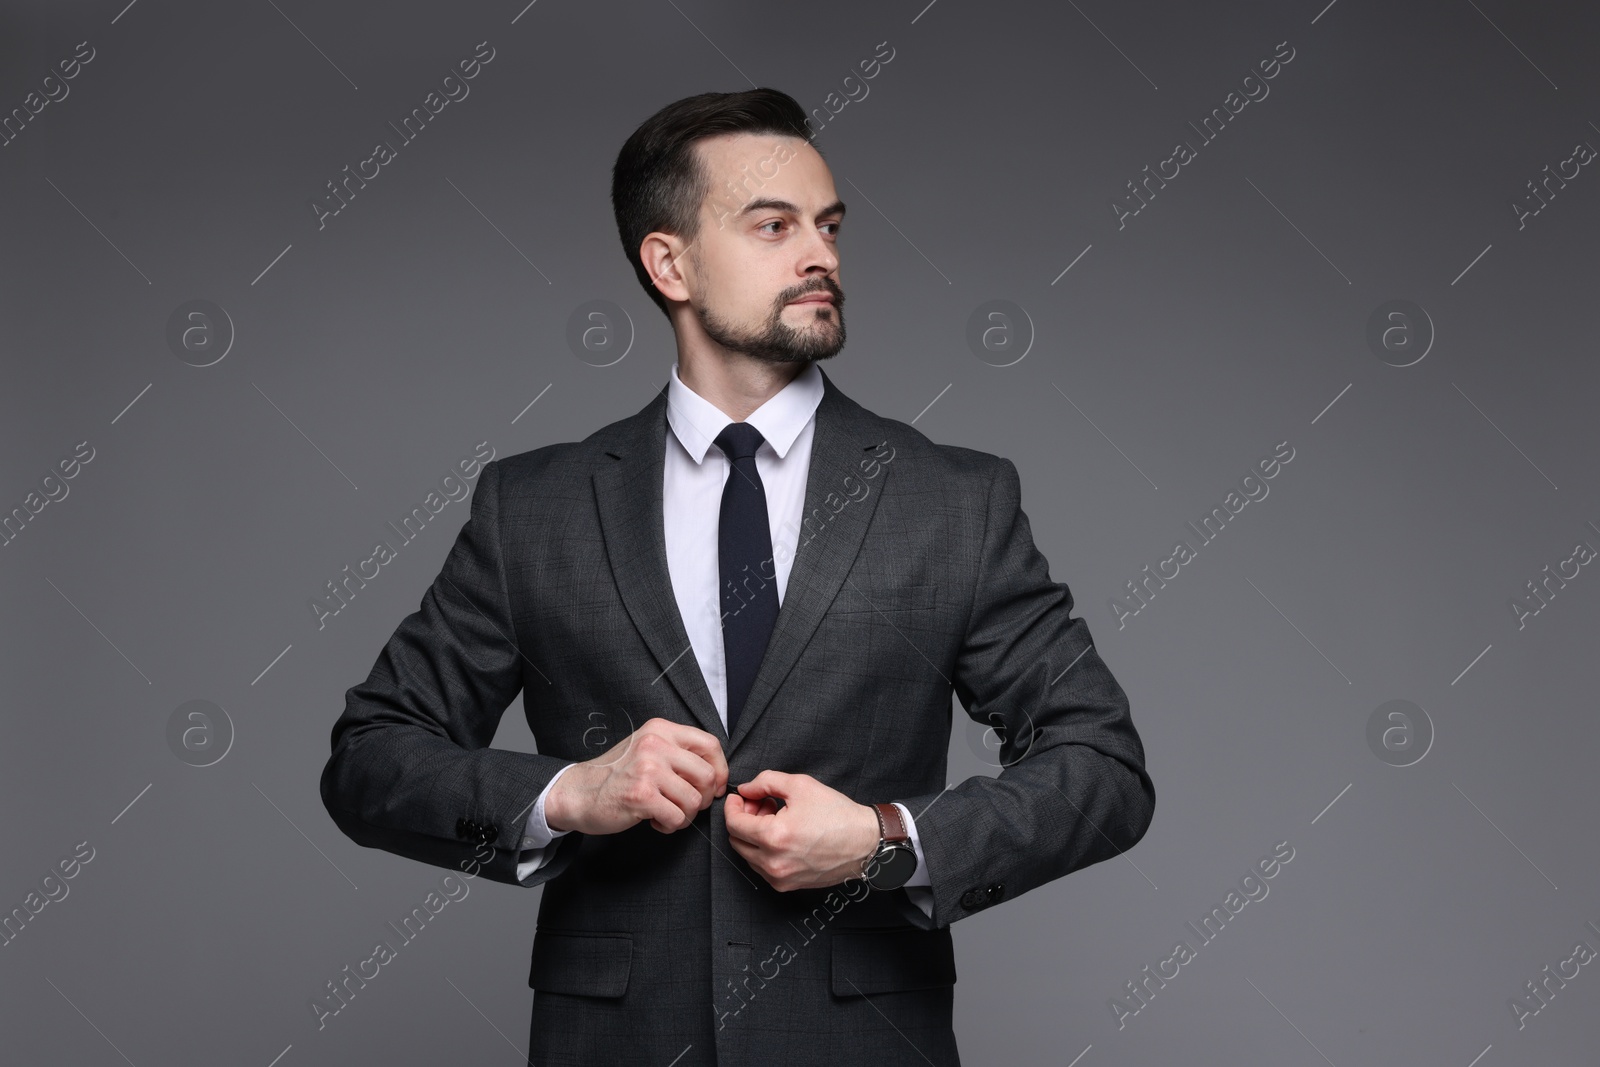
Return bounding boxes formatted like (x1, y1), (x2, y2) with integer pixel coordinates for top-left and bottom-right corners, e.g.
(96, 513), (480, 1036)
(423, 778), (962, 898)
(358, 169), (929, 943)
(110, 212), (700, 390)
(799, 223), (839, 277)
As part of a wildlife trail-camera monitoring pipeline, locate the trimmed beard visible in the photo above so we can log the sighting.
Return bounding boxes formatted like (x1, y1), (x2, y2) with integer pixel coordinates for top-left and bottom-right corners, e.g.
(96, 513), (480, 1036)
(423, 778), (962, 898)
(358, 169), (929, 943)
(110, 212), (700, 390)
(695, 273), (845, 365)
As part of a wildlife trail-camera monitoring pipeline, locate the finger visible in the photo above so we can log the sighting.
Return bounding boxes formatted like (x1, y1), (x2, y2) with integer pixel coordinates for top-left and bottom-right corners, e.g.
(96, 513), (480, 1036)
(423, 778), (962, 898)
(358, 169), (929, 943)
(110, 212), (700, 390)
(736, 769), (794, 801)
(734, 794), (779, 818)
(726, 796), (784, 843)
(631, 731), (718, 807)
(645, 774), (703, 831)
(724, 797), (772, 845)
(726, 833), (770, 870)
(640, 790), (694, 833)
(723, 793), (756, 838)
(671, 727), (730, 796)
(656, 744), (720, 804)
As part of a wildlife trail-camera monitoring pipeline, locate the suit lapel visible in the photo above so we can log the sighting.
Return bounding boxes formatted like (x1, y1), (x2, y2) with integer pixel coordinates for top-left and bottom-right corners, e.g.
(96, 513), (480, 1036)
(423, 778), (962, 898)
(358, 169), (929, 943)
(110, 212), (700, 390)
(592, 367), (892, 757)
(593, 383), (727, 742)
(724, 368), (890, 757)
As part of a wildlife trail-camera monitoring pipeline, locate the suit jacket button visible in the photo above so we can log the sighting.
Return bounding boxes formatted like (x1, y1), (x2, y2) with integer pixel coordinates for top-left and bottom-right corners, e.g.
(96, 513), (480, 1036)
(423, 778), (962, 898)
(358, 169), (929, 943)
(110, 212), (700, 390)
(455, 818), (470, 840)
(960, 890), (981, 909)
(987, 883), (1005, 903)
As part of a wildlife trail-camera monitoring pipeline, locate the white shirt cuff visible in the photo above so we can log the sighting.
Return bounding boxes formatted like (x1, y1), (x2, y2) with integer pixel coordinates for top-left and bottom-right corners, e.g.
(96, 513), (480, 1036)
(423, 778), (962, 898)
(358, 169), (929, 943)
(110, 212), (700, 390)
(514, 763), (577, 881)
(892, 802), (934, 919)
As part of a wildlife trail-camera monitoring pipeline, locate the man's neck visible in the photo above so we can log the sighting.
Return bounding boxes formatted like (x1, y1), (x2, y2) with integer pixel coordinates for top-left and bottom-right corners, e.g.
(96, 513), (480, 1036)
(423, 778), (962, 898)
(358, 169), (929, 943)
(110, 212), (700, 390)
(676, 352), (808, 423)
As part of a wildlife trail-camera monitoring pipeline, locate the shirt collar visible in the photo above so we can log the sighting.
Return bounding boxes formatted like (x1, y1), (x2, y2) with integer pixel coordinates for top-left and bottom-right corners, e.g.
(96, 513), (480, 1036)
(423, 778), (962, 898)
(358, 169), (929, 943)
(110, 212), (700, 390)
(666, 360), (824, 464)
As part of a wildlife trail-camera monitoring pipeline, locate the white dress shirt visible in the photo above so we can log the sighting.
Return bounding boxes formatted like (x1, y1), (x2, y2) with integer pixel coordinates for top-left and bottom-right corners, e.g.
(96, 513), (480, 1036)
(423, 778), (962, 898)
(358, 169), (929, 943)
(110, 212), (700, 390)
(514, 361), (932, 918)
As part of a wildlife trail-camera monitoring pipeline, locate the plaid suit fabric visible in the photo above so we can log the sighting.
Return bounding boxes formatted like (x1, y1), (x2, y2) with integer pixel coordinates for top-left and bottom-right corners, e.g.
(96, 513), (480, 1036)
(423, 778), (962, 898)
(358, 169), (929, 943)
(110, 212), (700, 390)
(321, 367), (1155, 1065)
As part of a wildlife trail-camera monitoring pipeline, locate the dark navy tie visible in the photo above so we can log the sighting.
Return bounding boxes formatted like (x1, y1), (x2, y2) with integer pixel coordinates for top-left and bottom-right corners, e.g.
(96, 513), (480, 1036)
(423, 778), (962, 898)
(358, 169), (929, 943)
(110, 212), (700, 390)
(714, 422), (779, 737)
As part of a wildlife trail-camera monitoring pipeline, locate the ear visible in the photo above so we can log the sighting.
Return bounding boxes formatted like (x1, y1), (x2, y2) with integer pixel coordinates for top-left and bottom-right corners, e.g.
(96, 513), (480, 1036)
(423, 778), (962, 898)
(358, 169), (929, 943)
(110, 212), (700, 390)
(640, 232), (692, 304)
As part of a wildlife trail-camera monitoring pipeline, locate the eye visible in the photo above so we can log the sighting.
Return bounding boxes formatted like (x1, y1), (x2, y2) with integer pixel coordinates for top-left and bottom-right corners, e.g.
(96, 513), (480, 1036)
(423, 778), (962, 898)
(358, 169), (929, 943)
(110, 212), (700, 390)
(758, 220), (784, 234)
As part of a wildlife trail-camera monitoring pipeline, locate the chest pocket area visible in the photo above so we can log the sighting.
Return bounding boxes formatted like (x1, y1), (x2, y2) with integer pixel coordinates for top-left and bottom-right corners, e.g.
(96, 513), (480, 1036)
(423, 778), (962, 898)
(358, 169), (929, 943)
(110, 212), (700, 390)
(824, 581), (937, 615)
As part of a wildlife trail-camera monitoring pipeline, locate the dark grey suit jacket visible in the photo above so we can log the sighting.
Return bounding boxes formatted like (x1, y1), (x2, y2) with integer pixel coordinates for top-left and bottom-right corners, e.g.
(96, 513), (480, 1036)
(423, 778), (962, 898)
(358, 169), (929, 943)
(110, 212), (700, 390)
(320, 366), (1154, 1066)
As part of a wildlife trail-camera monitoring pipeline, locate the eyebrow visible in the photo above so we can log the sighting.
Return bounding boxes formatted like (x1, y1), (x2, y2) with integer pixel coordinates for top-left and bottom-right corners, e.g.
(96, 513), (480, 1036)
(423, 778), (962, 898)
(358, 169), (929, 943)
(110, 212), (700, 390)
(736, 197), (846, 223)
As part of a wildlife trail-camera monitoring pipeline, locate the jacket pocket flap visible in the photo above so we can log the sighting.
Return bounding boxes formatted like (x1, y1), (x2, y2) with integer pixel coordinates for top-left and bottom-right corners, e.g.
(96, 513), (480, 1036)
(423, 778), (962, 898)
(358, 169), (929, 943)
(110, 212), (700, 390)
(528, 930), (632, 997)
(830, 926), (956, 996)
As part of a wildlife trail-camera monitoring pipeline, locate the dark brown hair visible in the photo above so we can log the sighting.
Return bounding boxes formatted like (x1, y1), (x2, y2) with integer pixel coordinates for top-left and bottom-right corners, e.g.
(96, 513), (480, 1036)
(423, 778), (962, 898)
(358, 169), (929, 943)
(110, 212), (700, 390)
(611, 88), (816, 316)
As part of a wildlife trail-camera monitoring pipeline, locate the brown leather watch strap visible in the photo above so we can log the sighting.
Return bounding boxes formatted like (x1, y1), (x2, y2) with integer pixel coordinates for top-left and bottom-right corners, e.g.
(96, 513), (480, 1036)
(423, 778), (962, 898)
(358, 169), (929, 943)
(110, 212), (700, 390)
(873, 802), (909, 844)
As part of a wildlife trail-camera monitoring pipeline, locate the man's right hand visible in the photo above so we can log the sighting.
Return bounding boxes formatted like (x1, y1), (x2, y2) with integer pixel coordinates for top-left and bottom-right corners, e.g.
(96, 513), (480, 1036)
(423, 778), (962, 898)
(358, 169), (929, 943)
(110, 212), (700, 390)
(545, 717), (728, 835)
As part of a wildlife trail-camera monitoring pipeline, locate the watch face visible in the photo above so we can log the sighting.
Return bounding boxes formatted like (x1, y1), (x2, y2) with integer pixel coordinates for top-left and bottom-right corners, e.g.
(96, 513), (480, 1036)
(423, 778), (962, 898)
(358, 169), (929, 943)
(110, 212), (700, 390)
(868, 844), (918, 889)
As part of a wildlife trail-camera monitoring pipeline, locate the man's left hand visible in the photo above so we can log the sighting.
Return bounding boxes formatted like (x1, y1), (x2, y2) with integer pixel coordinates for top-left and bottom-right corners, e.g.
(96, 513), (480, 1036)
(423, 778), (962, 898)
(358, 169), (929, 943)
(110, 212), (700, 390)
(724, 771), (880, 892)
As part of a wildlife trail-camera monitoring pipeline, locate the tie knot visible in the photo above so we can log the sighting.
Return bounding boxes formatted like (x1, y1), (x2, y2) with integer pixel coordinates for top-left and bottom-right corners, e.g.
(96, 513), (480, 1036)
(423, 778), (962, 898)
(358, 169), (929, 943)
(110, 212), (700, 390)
(713, 422), (765, 462)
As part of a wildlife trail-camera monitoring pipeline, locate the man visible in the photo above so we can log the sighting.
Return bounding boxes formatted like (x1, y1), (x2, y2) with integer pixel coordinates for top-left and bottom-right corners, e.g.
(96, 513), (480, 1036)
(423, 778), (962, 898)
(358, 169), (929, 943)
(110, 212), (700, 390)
(320, 87), (1154, 1066)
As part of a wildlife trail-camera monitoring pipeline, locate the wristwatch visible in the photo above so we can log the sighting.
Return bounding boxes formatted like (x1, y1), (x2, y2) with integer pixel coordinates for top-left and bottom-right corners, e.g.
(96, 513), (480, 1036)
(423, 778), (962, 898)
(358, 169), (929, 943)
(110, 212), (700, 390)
(860, 802), (918, 890)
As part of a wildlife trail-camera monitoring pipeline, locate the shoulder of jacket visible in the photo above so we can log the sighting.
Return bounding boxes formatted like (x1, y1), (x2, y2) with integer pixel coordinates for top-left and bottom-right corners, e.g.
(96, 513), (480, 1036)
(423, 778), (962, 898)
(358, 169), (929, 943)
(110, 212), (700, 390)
(860, 407), (1007, 485)
(489, 440), (590, 486)
(493, 407), (649, 478)
(493, 389), (666, 483)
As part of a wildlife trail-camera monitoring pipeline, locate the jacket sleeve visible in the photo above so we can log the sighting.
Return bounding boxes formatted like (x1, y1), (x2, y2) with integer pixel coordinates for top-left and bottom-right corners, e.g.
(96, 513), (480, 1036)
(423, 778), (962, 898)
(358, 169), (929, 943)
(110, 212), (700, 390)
(893, 456), (1155, 929)
(319, 457), (583, 888)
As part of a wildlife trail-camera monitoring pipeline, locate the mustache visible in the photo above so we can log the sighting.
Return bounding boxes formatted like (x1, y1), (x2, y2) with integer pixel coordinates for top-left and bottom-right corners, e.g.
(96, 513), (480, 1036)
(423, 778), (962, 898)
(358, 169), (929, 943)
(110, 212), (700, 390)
(779, 278), (844, 307)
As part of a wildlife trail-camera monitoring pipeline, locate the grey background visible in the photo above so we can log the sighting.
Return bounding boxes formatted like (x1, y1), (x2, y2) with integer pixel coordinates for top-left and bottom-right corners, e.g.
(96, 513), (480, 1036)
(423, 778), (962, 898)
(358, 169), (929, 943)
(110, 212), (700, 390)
(3, 0), (1597, 1063)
